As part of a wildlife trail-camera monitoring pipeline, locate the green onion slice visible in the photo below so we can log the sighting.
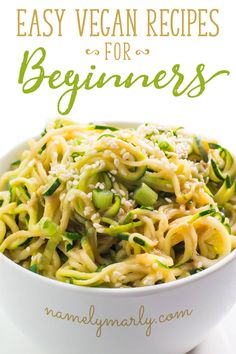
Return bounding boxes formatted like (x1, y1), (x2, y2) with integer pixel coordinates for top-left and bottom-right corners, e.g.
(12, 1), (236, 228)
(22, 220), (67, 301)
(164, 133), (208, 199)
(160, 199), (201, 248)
(133, 183), (158, 207)
(92, 189), (114, 210)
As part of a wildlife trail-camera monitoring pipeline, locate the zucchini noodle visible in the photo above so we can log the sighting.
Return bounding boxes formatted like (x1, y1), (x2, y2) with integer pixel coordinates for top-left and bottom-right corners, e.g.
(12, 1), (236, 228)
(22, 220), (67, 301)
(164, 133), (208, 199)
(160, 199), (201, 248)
(0, 119), (236, 288)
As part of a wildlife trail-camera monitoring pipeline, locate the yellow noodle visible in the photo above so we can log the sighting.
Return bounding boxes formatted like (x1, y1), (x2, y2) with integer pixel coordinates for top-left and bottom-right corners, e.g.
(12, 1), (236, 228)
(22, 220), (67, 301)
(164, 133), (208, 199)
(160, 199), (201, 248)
(0, 119), (235, 288)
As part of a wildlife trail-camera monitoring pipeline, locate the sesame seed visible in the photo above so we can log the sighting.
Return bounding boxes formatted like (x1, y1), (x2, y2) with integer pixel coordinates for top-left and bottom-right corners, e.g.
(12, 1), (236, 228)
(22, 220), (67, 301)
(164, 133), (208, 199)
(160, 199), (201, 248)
(60, 193), (66, 201)
(114, 158), (120, 168)
(95, 182), (105, 189)
(143, 278), (153, 286)
(114, 282), (122, 288)
(93, 223), (103, 230)
(97, 228), (104, 233)
(123, 152), (131, 160)
(84, 207), (93, 216)
(170, 163), (177, 171)
(118, 208), (124, 217)
(28, 160), (35, 167)
(31, 253), (42, 263)
(67, 195), (74, 202)
(121, 197), (126, 204)
(121, 169), (128, 176)
(113, 271), (122, 277)
(91, 213), (99, 221)
(156, 272), (163, 278)
(104, 275), (110, 282)
(110, 142), (118, 149)
(104, 150), (112, 157)
(152, 263), (158, 270)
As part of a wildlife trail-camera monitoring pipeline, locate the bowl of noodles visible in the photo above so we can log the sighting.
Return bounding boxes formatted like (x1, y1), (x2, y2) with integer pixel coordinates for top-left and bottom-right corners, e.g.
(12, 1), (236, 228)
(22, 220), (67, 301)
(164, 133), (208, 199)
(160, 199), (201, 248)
(0, 119), (235, 354)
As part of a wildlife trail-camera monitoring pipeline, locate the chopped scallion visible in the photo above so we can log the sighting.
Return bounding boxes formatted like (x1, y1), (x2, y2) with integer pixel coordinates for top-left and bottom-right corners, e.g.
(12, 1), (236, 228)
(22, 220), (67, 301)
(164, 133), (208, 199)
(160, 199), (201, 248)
(133, 183), (158, 207)
(158, 140), (174, 152)
(92, 189), (114, 210)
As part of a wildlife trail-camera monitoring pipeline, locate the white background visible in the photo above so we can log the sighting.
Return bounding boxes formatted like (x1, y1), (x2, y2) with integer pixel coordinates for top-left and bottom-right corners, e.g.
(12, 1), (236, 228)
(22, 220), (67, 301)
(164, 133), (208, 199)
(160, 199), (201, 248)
(0, 1), (235, 155)
(0, 1), (235, 352)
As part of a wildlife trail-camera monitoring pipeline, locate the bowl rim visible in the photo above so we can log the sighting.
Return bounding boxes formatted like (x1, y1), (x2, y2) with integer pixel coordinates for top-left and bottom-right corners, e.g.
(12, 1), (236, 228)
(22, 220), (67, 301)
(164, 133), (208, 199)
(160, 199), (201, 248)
(0, 121), (236, 297)
(1, 248), (236, 296)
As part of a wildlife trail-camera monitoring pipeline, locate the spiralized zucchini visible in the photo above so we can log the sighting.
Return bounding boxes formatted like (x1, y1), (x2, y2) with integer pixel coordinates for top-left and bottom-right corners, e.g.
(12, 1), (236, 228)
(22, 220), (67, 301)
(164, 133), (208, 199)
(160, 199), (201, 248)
(0, 119), (236, 287)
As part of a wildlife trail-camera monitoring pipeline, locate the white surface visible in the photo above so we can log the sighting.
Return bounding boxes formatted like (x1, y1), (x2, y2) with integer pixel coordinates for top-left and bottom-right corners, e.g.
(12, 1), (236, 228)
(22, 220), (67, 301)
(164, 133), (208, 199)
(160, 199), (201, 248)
(0, 305), (235, 354)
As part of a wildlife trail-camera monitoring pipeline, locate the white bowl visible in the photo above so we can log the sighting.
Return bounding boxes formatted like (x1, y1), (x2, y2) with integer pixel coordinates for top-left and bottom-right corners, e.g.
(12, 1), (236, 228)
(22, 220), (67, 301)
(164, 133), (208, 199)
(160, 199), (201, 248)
(0, 131), (236, 354)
